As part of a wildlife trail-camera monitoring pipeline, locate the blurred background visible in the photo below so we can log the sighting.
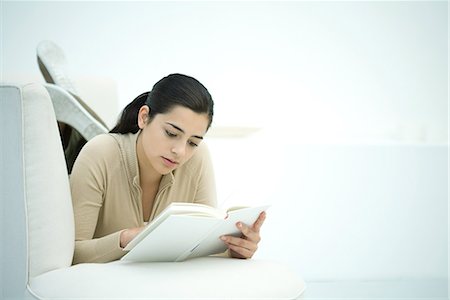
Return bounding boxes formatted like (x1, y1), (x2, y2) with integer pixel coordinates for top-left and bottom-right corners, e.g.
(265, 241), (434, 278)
(1, 1), (448, 298)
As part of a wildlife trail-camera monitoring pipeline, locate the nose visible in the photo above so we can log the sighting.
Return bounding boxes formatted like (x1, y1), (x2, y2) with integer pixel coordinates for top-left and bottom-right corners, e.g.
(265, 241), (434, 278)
(171, 140), (186, 158)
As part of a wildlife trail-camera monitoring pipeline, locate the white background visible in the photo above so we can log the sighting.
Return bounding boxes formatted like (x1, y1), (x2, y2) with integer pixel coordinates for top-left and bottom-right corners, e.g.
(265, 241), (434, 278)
(2, 1), (447, 144)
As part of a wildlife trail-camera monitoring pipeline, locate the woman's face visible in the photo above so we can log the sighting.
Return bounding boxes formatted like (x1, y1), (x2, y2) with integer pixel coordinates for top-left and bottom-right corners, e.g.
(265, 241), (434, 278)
(137, 105), (209, 176)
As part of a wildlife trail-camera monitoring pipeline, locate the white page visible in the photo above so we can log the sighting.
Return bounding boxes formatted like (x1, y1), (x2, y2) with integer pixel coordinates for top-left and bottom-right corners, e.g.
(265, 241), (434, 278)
(124, 203), (226, 251)
(121, 215), (221, 262)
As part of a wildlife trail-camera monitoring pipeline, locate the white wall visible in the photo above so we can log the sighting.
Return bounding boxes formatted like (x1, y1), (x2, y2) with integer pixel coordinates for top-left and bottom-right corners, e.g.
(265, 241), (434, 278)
(1, 0), (447, 287)
(249, 143), (447, 281)
(1, 1), (447, 144)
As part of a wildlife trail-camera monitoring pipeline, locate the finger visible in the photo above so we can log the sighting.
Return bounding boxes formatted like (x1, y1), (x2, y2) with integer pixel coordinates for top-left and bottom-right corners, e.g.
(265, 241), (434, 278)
(236, 222), (260, 243)
(228, 243), (254, 259)
(252, 211), (266, 233)
(221, 235), (257, 252)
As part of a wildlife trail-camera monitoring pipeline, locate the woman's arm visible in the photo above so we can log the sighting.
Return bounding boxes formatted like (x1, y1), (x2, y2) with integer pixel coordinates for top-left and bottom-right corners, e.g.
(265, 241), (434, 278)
(70, 135), (127, 264)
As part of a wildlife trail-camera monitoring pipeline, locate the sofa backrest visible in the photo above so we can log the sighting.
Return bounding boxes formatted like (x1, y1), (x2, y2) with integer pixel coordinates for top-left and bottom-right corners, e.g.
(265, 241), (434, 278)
(1, 83), (75, 280)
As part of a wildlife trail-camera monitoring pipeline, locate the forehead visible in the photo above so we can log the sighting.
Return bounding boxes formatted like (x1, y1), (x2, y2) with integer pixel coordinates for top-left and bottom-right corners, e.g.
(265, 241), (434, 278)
(154, 106), (209, 135)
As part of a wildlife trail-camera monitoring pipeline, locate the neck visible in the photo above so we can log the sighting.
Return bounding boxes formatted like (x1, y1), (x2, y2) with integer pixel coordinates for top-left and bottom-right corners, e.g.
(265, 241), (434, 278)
(139, 166), (162, 187)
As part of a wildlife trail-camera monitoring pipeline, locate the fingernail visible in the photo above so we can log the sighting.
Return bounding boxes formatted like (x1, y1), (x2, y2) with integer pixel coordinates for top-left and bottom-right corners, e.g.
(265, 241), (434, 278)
(237, 222), (242, 228)
(220, 236), (227, 241)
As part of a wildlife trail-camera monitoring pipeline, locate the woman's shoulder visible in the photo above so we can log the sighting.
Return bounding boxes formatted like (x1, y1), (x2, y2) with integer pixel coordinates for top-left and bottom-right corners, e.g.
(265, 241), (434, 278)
(82, 133), (119, 154)
(75, 133), (124, 166)
(70, 134), (122, 182)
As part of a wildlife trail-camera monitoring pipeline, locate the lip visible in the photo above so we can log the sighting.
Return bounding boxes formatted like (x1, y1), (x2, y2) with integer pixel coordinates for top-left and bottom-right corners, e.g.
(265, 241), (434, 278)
(161, 156), (179, 168)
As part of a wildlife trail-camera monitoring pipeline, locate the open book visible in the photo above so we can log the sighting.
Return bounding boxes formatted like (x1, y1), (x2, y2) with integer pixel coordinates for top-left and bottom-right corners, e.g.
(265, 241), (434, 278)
(121, 202), (269, 262)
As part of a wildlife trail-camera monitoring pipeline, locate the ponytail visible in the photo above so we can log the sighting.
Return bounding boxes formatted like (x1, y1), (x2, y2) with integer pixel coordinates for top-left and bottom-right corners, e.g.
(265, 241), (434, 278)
(109, 92), (149, 134)
(110, 74), (214, 134)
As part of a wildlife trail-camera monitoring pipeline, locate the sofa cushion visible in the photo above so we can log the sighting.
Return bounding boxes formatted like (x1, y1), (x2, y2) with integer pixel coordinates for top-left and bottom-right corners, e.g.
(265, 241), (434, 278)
(21, 83), (75, 277)
(28, 257), (306, 299)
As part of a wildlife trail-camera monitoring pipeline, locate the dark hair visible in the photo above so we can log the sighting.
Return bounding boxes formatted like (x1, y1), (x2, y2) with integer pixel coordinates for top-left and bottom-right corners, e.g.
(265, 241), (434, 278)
(110, 73), (214, 134)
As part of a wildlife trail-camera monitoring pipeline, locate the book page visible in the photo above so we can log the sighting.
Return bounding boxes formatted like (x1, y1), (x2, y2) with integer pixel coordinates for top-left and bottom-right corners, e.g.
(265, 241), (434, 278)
(124, 202), (226, 251)
(121, 215), (221, 262)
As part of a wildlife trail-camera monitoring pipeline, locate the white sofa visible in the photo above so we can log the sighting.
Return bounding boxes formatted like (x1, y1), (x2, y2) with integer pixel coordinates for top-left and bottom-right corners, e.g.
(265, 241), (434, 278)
(0, 83), (306, 299)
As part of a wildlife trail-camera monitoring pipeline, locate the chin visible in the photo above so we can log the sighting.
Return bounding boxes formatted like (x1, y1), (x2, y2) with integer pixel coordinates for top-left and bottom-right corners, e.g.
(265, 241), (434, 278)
(158, 166), (176, 175)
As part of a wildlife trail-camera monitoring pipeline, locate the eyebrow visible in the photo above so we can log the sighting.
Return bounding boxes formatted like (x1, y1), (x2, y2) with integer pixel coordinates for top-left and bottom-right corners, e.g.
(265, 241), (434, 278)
(166, 122), (204, 140)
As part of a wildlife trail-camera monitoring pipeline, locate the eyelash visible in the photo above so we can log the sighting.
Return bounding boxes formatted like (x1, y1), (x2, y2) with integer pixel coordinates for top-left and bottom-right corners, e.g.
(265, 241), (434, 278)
(165, 130), (199, 148)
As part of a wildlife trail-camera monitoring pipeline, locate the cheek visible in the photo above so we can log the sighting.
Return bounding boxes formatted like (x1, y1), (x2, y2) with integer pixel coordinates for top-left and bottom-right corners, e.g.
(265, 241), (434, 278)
(179, 147), (197, 164)
(142, 130), (161, 158)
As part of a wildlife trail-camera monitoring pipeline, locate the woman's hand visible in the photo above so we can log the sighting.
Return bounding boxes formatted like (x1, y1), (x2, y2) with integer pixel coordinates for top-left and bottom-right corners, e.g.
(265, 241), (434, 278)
(221, 211), (266, 259)
(120, 227), (145, 248)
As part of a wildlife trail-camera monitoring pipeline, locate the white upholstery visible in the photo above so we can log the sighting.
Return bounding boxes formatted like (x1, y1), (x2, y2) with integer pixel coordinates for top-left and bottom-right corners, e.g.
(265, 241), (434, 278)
(1, 82), (306, 299)
(1, 84), (29, 298)
(21, 83), (75, 278)
(30, 257), (306, 299)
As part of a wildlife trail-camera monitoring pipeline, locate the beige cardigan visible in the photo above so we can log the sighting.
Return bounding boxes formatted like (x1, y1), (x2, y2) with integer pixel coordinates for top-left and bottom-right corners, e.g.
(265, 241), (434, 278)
(70, 131), (217, 264)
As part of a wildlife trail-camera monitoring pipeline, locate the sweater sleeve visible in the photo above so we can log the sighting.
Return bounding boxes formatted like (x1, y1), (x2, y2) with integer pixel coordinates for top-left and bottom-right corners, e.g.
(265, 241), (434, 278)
(192, 143), (217, 208)
(70, 135), (125, 264)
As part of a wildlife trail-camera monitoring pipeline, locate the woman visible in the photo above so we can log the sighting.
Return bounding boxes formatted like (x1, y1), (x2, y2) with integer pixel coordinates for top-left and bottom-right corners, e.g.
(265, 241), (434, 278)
(70, 73), (266, 264)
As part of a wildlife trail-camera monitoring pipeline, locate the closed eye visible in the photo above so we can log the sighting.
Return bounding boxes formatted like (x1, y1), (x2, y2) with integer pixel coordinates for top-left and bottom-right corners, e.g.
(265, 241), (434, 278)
(188, 140), (199, 147)
(165, 130), (177, 138)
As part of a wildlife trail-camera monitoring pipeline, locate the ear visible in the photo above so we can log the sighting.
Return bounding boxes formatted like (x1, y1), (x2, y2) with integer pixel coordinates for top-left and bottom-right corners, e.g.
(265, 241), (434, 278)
(137, 105), (150, 129)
